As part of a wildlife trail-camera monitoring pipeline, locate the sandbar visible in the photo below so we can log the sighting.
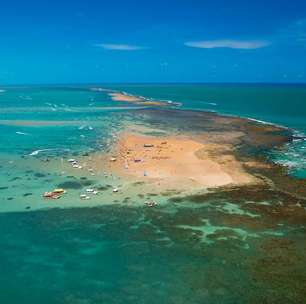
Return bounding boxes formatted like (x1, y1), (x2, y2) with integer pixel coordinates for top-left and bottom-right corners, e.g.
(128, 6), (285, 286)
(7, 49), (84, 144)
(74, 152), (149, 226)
(103, 132), (260, 190)
(109, 93), (166, 106)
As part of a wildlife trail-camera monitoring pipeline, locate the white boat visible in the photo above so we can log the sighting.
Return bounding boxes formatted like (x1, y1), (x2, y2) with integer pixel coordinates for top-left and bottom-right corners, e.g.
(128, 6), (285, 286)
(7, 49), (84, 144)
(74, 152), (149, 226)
(80, 194), (90, 200)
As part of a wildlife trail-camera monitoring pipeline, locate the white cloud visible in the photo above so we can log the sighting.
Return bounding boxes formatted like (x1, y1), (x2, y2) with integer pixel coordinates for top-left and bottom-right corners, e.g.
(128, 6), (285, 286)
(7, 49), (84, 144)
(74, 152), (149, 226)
(185, 40), (270, 50)
(94, 43), (147, 51)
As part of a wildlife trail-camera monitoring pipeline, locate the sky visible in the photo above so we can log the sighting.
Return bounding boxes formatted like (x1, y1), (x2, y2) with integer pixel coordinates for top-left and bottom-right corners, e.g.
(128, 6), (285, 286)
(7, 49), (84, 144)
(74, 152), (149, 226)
(1, 0), (306, 84)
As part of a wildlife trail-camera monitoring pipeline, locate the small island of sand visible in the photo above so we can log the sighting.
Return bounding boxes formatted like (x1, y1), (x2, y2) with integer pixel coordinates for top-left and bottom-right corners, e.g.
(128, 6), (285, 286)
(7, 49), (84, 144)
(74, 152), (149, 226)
(100, 132), (260, 191)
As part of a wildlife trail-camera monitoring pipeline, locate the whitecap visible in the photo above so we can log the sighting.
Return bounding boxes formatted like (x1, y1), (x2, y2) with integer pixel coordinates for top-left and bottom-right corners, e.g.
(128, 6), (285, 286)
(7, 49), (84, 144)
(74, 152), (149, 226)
(79, 125), (94, 131)
(90, 87), (110, 92)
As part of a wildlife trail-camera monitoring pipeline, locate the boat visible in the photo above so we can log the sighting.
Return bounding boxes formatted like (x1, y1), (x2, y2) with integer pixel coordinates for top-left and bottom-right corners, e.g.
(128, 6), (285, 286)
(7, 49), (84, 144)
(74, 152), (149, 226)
(43, 191), (61, 199)
(145, 201), (157, 207)
(80, 194), (90, 200)
(53, 188), (66, 194)
(43, 191), (54, 198)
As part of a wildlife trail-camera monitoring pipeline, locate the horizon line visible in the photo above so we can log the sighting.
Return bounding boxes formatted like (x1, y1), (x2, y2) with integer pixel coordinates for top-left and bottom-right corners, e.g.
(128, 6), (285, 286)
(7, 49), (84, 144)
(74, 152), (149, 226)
(1, 81), (306, 87)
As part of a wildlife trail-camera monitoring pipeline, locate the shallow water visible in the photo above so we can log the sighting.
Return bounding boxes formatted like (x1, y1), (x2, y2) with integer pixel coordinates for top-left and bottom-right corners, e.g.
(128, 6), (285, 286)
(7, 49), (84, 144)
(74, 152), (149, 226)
(0, 84), (306, 303)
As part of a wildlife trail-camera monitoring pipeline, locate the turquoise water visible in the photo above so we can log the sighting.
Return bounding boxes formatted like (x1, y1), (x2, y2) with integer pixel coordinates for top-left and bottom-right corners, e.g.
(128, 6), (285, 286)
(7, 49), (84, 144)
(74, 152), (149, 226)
(0, 86), (136, 154)
(0, 84), (305, 303)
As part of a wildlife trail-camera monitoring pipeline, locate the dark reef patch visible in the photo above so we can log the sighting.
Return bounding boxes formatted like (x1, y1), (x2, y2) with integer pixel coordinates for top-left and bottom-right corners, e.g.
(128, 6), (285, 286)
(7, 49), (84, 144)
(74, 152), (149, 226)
(23, 193), (33, 197)
(9, 177), (22, 182)
(57, 181), (83, 189)
(96, 185), (112, 191)
(123, 197), (131, 203)
(82, 180), (94, 186)
(132, 181), (145, 186)
(34, 173), (46, 178)
(57, 178), (95, 189)
(161, 189), (182, 196)
(147, 193), (158, 197)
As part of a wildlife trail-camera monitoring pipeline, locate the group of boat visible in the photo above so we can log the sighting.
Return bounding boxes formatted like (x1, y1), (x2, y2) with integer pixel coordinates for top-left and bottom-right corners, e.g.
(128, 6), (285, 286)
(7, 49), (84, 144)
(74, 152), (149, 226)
(144, 200), (157, 207)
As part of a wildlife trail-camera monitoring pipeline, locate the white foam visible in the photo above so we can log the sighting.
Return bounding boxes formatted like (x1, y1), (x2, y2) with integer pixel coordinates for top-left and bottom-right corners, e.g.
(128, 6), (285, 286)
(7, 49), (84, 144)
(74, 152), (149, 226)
(244, 117), (288, 129)
(90, 87), (110, 92)
(16, 131), (29, 136)
(29, 148), (70, 156)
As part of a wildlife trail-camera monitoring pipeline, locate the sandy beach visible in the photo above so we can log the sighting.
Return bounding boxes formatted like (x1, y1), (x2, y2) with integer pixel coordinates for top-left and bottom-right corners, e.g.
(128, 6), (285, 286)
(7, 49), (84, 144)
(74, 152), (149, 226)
(102, 132), (259, 190)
